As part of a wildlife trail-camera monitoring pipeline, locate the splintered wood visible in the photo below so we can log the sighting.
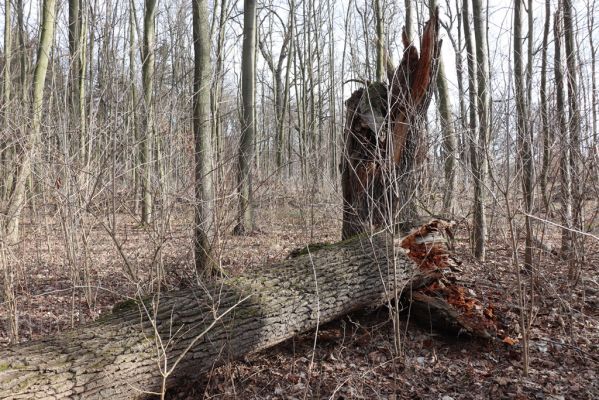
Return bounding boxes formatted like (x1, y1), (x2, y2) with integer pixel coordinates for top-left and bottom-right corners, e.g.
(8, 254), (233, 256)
(399, 220), (514, 342)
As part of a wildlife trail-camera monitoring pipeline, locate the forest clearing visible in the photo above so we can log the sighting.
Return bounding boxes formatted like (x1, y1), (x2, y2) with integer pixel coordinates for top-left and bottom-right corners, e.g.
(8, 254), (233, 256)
(1, 0), (598, 398)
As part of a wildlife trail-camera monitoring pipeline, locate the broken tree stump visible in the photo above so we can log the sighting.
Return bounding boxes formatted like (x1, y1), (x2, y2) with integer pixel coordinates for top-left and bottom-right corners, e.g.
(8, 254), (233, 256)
(0, 221), (499, 399)
(341, 10), (441, 239)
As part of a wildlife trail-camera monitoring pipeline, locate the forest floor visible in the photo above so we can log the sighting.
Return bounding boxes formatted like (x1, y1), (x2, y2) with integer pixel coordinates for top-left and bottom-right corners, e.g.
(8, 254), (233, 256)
(0, 192), (597, 399)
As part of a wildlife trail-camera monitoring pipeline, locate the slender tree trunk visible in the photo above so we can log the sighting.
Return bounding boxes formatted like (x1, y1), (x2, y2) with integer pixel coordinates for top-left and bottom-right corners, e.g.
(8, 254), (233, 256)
(514, 0), (534, 270)
(140, 0), (157, 225)
(193, 0), (216, 275)
(374, 0), (385, 82)
(471, 0), (490, 261)
(589, 2), (597, 145)
(1, 0), (12, 200)
(68, 0), (81, 124)
(554, 9), (573, 257)
(405, 0), (413, 42)
(562, 0), (581, 231)
(129, 0), (140, 215)
(540, 0), (551, 210)
(235, 0), (257, 235)
(211, 0), (227, 181)
(430, 1), (456, 215)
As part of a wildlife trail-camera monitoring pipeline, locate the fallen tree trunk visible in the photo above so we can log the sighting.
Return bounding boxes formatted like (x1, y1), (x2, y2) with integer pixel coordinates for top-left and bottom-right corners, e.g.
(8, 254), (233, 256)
(0, 224), (427, 399)
(0, 221), (498, 399)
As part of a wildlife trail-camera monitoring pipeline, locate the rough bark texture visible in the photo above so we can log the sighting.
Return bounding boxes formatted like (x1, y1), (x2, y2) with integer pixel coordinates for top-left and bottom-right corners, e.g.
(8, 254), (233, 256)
(0, 221), (500, 399)
(0, 228), (415, 398)
(341, 11), (440, 240)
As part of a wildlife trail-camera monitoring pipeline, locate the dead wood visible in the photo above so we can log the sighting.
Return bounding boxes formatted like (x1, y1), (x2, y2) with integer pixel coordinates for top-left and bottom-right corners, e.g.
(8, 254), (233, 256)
(0, 220), (501, 399)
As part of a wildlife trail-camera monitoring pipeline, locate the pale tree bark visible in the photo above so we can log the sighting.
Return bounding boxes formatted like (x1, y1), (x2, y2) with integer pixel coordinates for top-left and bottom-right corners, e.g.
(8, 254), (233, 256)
(562, 0), (581, 230)
(68, 0), (81, 128)
(540, 0), (551, 210)
(514, 0), (534, 270)
(562, 0), (582, 280)
(193, 0), (216, 276)
(129, 0), (140, 215)
(430, 0), (457, 215)
(211, 0), (228, 178)
(235, 0), (257, 235)
(471, 0), (490, 261)
(140, 0), (157, 225)
(554, 9), (574, 257)
(374, 0), (385, 82)
(1, 0), (18, 344)
(405, 0), (413, 42)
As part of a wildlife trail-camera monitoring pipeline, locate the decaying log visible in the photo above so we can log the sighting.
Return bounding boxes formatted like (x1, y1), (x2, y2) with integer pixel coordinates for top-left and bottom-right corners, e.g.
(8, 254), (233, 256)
(341, 10), (441, 239)
(0, 221), (499, 399)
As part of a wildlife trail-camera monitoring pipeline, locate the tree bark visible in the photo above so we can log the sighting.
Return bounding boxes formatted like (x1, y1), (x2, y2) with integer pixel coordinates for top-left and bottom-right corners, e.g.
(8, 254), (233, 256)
(554, 9), (574, 257)
(0, 220), (498, 399)
(192, 0), (216, 275)
(341, 11), (440, 239)
(514, 0), (534, 270)
(140, 0), (157, 225)
(471, 0), (490, 261)
(539, 0), (551, 210)
(235, 0), (257, 235)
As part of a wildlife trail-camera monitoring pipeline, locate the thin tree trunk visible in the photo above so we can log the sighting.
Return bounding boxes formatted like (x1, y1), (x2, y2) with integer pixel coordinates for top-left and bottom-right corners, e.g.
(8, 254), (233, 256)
(430, 1), (456, 215)
(193, 0), (216, 275)
(514, 0), (534, 271)
(374, 0), (385, 82)
(554, 9), (573, 257)
(471, 0), (490, 261)
(140, 0), (157, 225)
(235, 0), (257, 235)
(1, 0), (12, 200)
(540, 0), (551, 210)
(405, 0), (413, 42)
(562, 0), (581, 231)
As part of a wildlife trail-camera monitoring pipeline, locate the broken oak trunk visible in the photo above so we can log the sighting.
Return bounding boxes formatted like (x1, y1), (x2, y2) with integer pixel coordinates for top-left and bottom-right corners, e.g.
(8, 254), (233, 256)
(0, 221), (498, 399)
(341, 10), (441, 239)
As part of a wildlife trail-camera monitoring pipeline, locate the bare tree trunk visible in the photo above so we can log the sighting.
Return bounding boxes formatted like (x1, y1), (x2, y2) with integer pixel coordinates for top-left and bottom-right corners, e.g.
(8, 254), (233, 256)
(1, 0), (12, 200)
(471, 0), (490, 261)
(405, 0), (413, 41)
(554, 9), (573, 257)
(140, 0), (157, 225)
(193, 0), (216, 275)
(540, 0), (551, 210)
(430, 1), (457, 215)
(590, 1), (598, 145)
(374, 0), (385, 82)
(235, 0), (257, 235)
(562, 0), (581, 231)
(514, 0), (534, 270)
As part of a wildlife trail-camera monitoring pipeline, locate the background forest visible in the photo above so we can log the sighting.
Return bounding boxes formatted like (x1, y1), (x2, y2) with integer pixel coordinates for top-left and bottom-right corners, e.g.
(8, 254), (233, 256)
(0, 0), (598, 398)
